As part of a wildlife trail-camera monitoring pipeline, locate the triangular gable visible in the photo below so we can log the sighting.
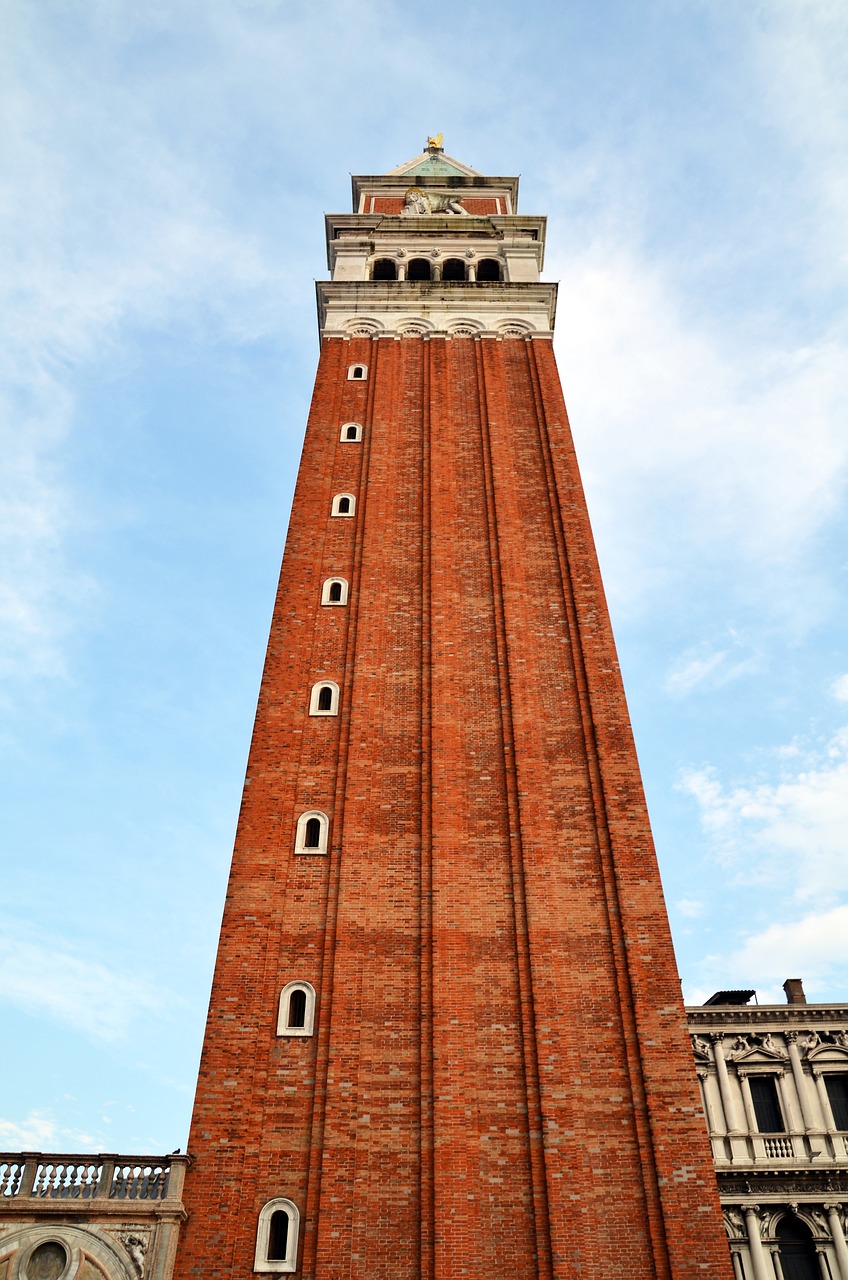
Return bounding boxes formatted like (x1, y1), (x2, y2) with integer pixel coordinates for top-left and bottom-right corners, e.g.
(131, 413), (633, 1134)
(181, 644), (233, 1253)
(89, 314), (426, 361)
(389, 151), (481, 179)
(730, 1045), (788, 1066)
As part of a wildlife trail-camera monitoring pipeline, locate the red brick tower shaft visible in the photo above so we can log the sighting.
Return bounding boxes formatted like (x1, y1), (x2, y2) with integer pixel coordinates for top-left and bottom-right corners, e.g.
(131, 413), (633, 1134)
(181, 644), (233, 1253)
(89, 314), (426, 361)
(176, 145), (731, 1280)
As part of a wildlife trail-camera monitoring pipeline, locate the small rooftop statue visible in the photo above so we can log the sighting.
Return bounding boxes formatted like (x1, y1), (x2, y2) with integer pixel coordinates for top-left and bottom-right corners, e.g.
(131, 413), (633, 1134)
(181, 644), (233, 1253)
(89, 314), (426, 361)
(427, 133), (444, 151)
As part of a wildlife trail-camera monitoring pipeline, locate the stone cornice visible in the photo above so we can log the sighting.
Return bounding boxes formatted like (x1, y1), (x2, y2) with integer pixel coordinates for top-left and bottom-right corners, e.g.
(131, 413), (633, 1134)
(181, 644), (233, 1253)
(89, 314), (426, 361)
(688, 1006), (848, 1030)
(316, 280), (558, 341)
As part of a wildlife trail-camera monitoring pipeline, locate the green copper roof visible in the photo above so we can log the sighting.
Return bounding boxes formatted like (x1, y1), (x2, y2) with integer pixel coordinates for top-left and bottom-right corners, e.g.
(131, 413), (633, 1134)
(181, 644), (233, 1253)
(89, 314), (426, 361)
(402, 153), (469, 177)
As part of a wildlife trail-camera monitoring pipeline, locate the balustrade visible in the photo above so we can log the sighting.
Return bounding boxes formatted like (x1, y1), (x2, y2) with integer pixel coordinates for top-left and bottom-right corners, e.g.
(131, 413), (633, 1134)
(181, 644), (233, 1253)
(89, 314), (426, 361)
(0, 1154), (175, 1202)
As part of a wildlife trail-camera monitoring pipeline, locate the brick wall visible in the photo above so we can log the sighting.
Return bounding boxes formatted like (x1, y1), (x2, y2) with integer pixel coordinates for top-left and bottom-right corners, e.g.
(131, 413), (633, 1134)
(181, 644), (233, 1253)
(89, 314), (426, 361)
(175, 335), (731, 1280)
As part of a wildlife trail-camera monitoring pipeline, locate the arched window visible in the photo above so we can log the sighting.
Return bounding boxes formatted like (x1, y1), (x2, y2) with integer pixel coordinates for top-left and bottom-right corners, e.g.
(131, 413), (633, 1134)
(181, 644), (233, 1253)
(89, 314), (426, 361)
(476, 258), (502, 282)
(277, 981), (316, 1037)
(295, 810), (329, 856)
(321, 578), (348, 605)
(341, 422), (363, 442)
(407, 258), (432, 282)
(254, 1198), (300, 1272)
(309, 681), (339, 716)
(347, 363), (368, 381)
(442, 258), (466, 282)
(775, 1215), (819, 1280)
(372, 258), (397, 281)
(331, 494), (355, 517)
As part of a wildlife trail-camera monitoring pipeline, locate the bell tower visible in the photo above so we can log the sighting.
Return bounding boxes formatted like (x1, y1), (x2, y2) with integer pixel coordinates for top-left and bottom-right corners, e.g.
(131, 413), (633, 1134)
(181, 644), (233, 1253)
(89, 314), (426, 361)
(175, 140), (732, 1280)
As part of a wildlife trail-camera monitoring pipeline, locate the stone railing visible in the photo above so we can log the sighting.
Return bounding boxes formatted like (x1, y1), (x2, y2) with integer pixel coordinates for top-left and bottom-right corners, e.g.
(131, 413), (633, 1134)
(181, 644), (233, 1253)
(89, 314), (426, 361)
(0, 1153), (187, 1204)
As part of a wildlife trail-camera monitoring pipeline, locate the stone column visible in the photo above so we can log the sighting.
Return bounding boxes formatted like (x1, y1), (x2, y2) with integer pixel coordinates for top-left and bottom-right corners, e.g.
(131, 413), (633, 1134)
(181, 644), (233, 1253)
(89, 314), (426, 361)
(698, 1068), (724, 1135)
(738, 1072), (760, 1137)
(745, 1206), (776, 1280)
(787, 1034), (824, 1135)
(731, 1252), (747, 1280)
(825, 1204), (848, 1280)
(771, 1246), (785, 1280)
(713, 1036), (745, 1134)
(816, 1247), (831, 1280)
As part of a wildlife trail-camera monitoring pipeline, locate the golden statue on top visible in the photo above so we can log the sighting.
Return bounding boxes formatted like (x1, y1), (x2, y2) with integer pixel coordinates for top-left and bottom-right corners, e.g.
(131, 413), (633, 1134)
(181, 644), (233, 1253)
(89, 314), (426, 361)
(427, 133), (444, 150)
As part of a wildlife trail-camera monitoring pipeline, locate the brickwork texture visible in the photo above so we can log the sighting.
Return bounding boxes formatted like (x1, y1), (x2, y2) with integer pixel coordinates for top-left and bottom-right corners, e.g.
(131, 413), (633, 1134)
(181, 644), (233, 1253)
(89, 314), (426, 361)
(175, 334), (732, 1279)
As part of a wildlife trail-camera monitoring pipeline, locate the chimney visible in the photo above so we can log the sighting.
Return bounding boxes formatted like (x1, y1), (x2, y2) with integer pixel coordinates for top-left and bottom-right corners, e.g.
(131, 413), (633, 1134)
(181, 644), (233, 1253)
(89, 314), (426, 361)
(783, 978), (807, 1005)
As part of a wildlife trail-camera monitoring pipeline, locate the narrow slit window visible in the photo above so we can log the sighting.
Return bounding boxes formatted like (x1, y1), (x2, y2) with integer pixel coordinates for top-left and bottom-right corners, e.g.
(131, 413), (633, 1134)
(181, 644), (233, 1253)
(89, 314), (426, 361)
(347, 364), (368, 381)
(268, 1212), (289, 1261)
(288, 989), (307, 1028)
(341, 423), (363, 442)
(305, 817), (320, 847)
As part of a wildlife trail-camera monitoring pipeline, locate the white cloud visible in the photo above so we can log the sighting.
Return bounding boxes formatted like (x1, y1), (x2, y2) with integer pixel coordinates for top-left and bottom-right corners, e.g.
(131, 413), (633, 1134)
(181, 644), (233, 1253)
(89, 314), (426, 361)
(692, 904), (848, 1004)
(674, 898), (705, 919)
(0, 1109), (97, 1152)
(0, 4), (306, 688)
(664, 633), (762, 698)
(832, 674), (848, 702)
(679, 725), (848, 903)
(0, 924), (164, 1042)
(754, 0), (848, 278)
(550, 238), (848, 622)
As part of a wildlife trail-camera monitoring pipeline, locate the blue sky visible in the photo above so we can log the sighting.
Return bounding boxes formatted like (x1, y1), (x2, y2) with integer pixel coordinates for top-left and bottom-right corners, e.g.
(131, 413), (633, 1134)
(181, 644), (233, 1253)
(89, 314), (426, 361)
(2, 0), (847, 1154)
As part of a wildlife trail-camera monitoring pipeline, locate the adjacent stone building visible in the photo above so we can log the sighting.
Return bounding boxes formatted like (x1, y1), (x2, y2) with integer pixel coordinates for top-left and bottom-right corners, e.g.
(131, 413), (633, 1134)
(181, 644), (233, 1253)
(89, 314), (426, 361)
(0, 1155), (189, 1280)
(689, 981), (848, 1279)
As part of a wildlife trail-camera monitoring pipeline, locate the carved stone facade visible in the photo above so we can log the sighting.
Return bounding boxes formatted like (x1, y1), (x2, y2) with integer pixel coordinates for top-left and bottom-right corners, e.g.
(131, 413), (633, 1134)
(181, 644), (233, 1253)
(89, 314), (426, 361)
(317, 144), (556, 340)
(0, 1156), (189, 1280)
(689, 992), (848, 1278)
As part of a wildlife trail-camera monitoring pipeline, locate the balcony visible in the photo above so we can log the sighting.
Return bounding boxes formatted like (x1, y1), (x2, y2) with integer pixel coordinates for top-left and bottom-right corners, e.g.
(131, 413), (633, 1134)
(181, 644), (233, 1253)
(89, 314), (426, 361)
(0, 1152), (189, 1213)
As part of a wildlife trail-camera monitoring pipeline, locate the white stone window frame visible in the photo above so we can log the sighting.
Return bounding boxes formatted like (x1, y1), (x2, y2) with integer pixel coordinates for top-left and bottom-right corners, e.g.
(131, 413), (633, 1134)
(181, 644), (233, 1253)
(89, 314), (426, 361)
(276, 981), (316, 1037)
(254, 1199), (300, 1273)
(294, 810), (329, 856)
(340, 422), (363, 442)
(347, 363), (368, 381)
(331, 493), (356, 518)
(309, 680), (340, 717)
(321, 577), (349, 606)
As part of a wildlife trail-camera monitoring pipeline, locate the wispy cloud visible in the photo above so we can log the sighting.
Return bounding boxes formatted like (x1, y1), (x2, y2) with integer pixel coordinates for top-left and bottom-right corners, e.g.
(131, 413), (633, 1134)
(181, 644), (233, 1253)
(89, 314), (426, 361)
(552, 236), (848, 621)
(0, 1108), (98, 1152)
(679, 725), (848, 901)
(664, 633), (762, 698)
(691, 904), (848, 1006)
(0, 922), (164, 1042)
